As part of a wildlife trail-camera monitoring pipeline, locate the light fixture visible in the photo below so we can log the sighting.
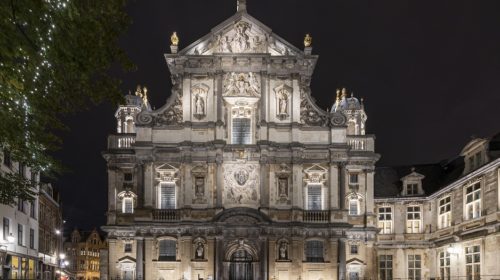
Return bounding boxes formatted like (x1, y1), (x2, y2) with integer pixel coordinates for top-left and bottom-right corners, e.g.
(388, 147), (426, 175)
(59, 253), (66, 260)
(55, 229), (61, 235)
(6, 234), (15, 243)
(63, 260), (69, 267)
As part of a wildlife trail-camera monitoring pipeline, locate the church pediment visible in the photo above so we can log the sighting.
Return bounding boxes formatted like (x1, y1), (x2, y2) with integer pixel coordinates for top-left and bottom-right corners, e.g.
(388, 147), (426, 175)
(178, 12), (302, 56)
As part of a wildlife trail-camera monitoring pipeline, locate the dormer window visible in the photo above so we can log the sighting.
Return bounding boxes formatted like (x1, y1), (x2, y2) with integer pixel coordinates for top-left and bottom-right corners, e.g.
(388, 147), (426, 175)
(406, 183), (418, 196)
(401, 168), (425, 196)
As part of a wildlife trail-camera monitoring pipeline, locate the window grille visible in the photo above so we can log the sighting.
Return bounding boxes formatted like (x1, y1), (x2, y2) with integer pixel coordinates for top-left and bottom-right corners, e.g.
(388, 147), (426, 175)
(378, 207), (392, 234)
(305, 240), (324, 262)
(465, 183), (481, 220)
(408, 254), (421, 280)
(160, 183), (176, 209)
(307, 184), (322, 210)
(159, 240), (176, 261)
(465, 245), (480, 280)
(379, 255), (393, 280)
(232, 118), (251, 144)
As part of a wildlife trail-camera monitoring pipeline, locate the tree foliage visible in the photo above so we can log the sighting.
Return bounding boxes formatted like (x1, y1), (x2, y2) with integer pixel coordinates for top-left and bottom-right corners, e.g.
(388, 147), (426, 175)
(0, 0), (133, 204)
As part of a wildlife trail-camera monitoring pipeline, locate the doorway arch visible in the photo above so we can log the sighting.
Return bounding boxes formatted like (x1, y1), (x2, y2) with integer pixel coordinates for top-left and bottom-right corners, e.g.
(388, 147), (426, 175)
(229, 248), (253, 280)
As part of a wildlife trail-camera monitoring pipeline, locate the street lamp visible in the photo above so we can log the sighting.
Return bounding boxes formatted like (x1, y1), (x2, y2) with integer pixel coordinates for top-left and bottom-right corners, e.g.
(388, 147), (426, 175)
(6, 233), (15, 243)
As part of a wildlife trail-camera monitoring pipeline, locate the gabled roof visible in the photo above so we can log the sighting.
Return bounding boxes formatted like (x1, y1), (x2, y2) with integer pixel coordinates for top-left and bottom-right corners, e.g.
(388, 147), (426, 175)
(176, 9), (304, 57)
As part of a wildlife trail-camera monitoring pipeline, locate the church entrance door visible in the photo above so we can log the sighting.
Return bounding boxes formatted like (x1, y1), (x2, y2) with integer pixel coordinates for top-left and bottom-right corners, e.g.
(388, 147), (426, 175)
(229, 249), (253, 280)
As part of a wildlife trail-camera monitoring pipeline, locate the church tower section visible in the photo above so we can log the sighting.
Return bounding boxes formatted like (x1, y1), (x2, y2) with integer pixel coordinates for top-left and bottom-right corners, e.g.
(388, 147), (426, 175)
(102, 2), (379, 280)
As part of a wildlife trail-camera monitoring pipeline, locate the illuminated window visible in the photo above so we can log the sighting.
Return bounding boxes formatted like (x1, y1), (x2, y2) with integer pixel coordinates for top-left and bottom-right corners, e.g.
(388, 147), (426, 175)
(122, 197), (134, 214)
(307, 184), (322, 210)
(438, 196), (451, 229)
(349, 199), (359, 215)
(406, 206), (421, 233)
(159, 182), (176, 209)
(378, 206), (392, 234)
(465, 182), (481, 220)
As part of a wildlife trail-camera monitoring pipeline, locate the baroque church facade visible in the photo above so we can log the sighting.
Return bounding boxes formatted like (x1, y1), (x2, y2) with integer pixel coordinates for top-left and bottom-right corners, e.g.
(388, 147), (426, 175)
(102, 1), (500, 280)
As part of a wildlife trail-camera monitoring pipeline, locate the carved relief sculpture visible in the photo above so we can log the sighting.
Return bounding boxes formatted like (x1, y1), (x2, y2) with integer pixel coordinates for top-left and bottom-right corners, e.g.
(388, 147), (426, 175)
(223, 72), (261, 97)
(223, 164), (259, 205)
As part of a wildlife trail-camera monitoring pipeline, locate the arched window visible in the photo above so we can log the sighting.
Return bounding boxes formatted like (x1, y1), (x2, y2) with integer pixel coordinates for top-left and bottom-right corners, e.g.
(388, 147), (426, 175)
(305, 240), (324, 262)
(158, 239), (176, 261)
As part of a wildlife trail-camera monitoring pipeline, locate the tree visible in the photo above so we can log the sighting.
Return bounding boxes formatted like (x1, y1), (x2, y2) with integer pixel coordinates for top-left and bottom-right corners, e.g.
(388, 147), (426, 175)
(0, 0), (133, 204)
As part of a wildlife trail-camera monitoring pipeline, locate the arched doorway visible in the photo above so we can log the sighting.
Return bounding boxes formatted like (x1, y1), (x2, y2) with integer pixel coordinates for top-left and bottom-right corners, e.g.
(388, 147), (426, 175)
(229, 249), (253, 280)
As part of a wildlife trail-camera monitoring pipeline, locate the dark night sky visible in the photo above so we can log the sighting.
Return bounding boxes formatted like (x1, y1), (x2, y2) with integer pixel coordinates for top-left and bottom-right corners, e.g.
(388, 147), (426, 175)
(54, 0), (500, 231)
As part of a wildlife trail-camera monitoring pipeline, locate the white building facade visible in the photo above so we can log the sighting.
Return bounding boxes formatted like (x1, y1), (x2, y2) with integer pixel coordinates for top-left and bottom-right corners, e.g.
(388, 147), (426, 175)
(102, 1), (500, 280)
(1, 149), (40, 279)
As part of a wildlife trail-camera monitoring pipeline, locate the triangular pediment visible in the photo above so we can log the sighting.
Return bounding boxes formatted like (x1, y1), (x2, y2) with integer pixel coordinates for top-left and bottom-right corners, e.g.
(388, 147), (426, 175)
(178, 11), (303, 56)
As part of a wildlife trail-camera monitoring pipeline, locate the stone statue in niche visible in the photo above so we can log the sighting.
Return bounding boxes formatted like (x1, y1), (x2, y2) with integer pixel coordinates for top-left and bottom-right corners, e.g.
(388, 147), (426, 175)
(195, 177), (204, 197)
(278, 90), (288, 115)
(279, 241), (288, 260)
(195, 242), (204, 259)
(194, 94), (205, 115)
(278, 177), (288, 197)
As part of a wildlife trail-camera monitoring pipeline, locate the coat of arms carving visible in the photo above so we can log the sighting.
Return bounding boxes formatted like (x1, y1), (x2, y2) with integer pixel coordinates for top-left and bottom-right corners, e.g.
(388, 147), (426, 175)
(234, 169), (249, 186)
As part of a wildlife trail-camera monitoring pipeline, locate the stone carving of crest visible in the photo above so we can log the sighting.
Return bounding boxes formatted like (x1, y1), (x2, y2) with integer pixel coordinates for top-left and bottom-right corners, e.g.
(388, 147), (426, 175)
(234, 169), (249, 185)
(223, 72), (261, 97)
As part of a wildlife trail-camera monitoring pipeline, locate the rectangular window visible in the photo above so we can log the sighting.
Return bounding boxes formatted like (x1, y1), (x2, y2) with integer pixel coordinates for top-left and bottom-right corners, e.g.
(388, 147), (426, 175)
(349, 173), (359, 185)
(378, 207), (392, 234)
(124, 243), (132, 253)
(29, 228), (35, 249)
(350, 245), (358, 255)
(159, 182), (176, 209)
(465, 245), (480, 280)
(123, 197), (134, 213)
(379, 255), (393, 280)
(465, 183), (481, 220)
(439, 251), (451, 280)
(3, 217), (9, 240)
(159, 240), (176, 261)
(406, 206), (421, 233)
(408, 254), (422, 280)
(17, 198), (25, 213)
(349, 199), (359, 215)
(29, 200), (36, 219)
(439, 196), (451, 229)
(232, 117), (252, 144)
(305, 240), (324, 262)
(307, 184), (322, 210)
(406, 183), (418, 195)
(18, 224), (23, 246)
(3, 148), (12, 168)
(18, 163), (25, 178)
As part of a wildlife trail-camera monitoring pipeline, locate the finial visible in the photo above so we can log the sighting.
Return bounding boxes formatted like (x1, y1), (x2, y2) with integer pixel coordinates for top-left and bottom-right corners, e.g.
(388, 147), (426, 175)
(351, 92), (354, 98)
(341, 87), (347, 98)
(170, 32), (179, 46)
(237, 0), (247, 12)
(142, 86), (149, 105)
(304, 34), (312, 47)
(411, 167), (416, 172)
(135, 85), (142, 97)
(336, 89), (340, 101)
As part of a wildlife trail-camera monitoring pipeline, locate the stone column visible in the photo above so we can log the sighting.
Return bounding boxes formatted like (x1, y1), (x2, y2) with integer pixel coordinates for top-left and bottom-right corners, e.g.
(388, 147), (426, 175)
(144, 237), (154, 280)
(137, 163), (144, 208)
(136, 238), (144, 280)
(330, 163), (339, 209)
(260, 156), (269, 208)
(260, 238), (268, 280)
(216, 155), (223, 208)
(338, 163), (346, 210)
(365, 169), (375, 215)
(338, 238), (346, 280)
(215, 236), (224, 280)
(144, 162), (154, 208)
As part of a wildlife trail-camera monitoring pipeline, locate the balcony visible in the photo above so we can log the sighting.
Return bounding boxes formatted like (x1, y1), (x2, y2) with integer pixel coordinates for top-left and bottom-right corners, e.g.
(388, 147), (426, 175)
(347, 135), (375, 152)
(153, 209), (181, 221)
(107, 134), (136, 150)
(303, 210), (330, 223)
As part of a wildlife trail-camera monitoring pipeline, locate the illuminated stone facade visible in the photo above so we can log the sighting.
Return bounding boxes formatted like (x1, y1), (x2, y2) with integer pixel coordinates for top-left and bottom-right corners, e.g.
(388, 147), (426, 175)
(102, 1), (500, 280)
(65, 229), (107, 280)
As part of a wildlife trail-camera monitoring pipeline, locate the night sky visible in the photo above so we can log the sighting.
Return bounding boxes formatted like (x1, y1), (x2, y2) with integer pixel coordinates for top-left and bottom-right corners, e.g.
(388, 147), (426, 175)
(54, 0), (500, 231)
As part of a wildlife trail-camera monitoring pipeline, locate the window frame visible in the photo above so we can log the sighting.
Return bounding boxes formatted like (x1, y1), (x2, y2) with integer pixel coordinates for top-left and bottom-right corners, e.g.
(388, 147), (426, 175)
(406, 206), (422, 234)
(158, 239), (177, 261)
(122, 197), (134, 214)
(17, 224), (24, 246)
(465, 245), (480, 280)
(465, 182), (481, 220)
(304, 240), (324, 263)
(407, 254), (422, 280)
(306, 183), (322, 210)
(2, 217), (10, 241)
(439, 250), (451, 280)
(158, 182), (176, 209)
(378, 206), (393, 234)
(406, 183), (419, 196)
(438, 196), (451, 229)
(379, 255), (393, 280)
(348, 198), (360, 216)
(230, 106), (253, 145)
